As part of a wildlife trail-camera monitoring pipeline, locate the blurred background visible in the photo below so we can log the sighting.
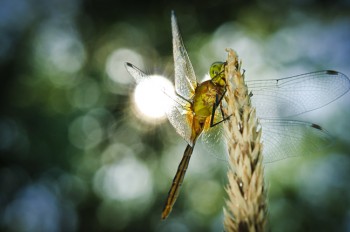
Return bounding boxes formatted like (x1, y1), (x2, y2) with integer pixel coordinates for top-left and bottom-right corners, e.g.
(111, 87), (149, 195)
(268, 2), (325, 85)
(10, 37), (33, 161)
(1, 0), (350, 231)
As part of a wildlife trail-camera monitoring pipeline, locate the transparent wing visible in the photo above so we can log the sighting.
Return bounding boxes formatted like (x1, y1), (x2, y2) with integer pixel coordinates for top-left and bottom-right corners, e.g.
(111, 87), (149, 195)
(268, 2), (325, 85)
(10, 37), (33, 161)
(125, 62), (149, 84)
(201, 118), (332, 164)
(125, 62), (194, 145)
(171, 11), (197, 100)
(260, 119), (332, 163)
(247, 70), (350, 118)
(166, 94), (194, 146)
(200, 108), (229, 162)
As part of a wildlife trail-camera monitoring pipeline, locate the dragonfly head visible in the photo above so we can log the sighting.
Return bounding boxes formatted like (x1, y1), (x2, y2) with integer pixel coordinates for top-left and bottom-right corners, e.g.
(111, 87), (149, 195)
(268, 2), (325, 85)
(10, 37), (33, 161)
(209, 61), (226, 86)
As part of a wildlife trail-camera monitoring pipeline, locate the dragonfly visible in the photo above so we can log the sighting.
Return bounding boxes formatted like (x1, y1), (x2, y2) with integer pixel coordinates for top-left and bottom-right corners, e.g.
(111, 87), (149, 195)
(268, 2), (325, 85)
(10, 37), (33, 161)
(125, 11), (350, 219)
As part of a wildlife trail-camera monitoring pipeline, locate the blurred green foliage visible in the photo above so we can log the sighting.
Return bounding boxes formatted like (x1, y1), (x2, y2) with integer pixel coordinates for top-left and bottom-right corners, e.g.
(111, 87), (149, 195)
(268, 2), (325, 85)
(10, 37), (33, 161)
(0, 0), (350, 231)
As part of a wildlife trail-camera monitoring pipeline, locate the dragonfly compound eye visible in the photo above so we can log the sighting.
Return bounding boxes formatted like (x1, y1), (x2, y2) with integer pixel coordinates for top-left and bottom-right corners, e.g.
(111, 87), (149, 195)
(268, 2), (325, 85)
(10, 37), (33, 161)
(209, 62), (225, 79)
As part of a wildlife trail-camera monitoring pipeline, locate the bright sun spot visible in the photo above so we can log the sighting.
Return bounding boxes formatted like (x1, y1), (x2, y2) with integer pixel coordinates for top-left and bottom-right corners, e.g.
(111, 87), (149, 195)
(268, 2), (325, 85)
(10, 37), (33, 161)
(134, 75), (174, 120)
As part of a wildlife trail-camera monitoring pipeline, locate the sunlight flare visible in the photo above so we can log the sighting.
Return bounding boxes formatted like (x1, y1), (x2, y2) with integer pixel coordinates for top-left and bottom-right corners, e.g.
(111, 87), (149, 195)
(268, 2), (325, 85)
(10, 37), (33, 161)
(133, 75), (174, 120)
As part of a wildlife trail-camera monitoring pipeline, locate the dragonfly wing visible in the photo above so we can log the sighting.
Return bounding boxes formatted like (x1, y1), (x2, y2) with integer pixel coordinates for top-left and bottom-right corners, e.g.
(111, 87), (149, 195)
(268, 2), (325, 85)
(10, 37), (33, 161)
(199, 112), (333, 164)
(171, 11), (197, 100)
(166, 94), (194, 146)
(201, 118), (332, 164)
(247, 70), (350, 118)
(260, 119), (332, 163)
(125, 62), (194, 145)
(125, 62), (150, 84)
(200, 108), (229, 162)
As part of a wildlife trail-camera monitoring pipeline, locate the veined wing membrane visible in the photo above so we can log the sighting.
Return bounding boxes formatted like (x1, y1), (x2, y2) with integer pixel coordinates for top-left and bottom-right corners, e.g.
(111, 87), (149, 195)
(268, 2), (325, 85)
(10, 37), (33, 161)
(247, 70), (350, 118)
(201, 117), (332, 164)
(125, 62), (194, 146)
(125, 62), (150, 84)
(200, 109), (228, 161)
(166, 94), (194, 146)
(171, 11), (197, 100)
(259, 119), (332, 163)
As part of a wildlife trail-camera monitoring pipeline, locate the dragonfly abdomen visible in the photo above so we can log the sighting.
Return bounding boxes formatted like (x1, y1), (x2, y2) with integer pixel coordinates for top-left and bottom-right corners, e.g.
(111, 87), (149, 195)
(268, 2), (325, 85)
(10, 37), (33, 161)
(161, 144), (195, 219)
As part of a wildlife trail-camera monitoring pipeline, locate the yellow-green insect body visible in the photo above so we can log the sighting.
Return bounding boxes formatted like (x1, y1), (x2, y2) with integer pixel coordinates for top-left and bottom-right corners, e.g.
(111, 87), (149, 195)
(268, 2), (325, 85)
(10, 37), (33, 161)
(190, 61), (227, 142)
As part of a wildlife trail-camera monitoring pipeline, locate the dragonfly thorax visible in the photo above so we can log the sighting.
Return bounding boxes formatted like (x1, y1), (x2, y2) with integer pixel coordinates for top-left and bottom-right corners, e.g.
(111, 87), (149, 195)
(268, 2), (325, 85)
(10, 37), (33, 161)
(192, 80), (226, 122)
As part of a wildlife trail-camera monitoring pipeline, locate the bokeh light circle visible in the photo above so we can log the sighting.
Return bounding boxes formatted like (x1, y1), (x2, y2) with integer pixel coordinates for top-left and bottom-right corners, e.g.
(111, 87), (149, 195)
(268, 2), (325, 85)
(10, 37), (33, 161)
(133, 75), (174, 121)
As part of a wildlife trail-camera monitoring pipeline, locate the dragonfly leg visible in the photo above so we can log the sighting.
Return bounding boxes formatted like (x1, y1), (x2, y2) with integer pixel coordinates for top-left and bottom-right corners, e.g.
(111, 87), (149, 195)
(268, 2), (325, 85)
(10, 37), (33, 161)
(175, 92), (192, 104)
(210, 90), (232, 127)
